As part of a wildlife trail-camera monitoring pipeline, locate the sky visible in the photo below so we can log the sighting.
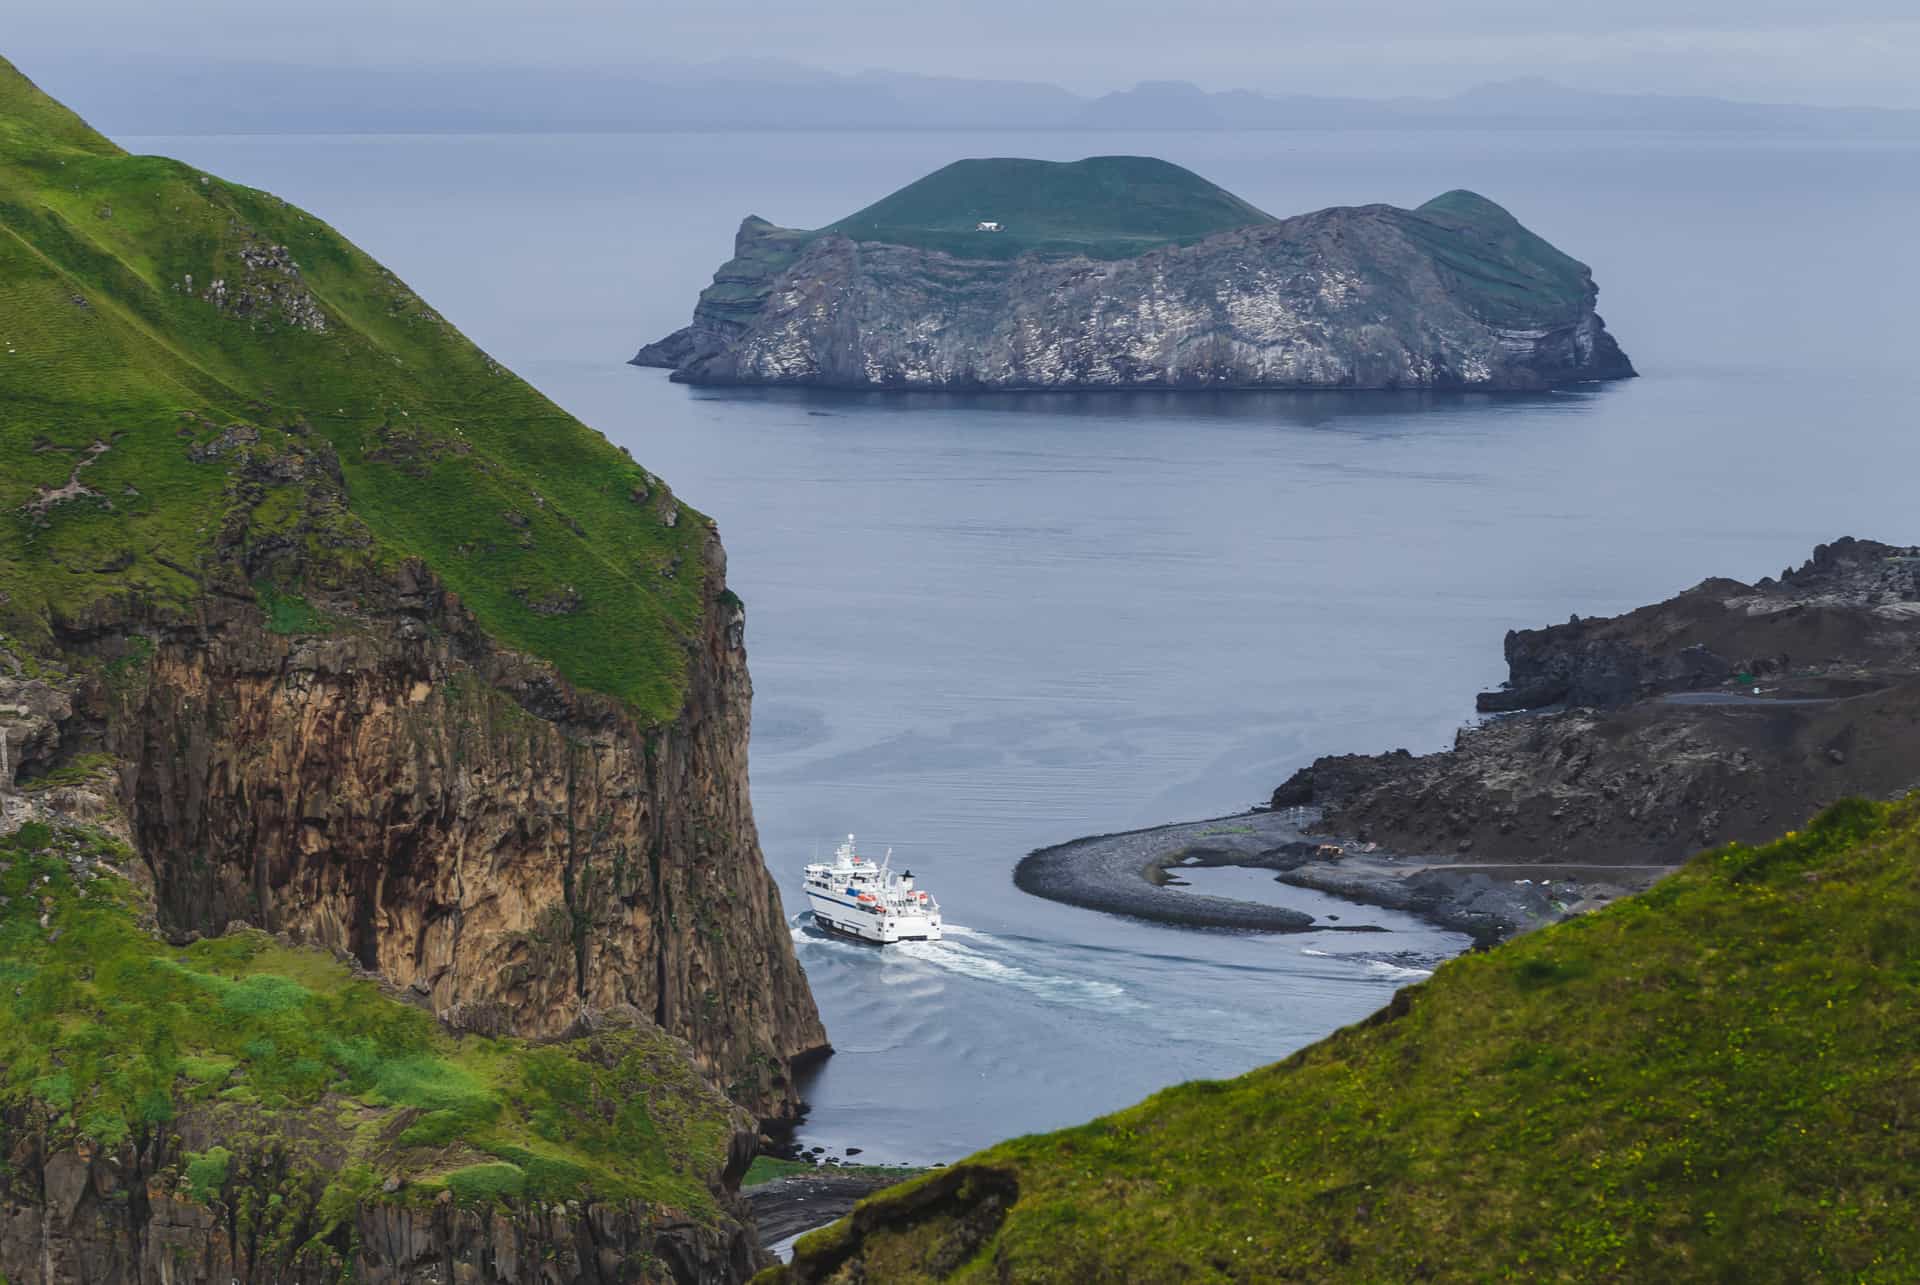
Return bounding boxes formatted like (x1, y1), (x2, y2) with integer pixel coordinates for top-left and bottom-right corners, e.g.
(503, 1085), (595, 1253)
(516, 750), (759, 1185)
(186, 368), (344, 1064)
(11, 0), (1920, 108)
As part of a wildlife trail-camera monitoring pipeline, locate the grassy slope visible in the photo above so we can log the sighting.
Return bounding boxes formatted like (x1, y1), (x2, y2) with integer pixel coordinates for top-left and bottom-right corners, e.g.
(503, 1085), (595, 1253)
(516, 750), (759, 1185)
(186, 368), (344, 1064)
(1410, 188), (1596, 326)
(0, 819), (736, 1223)
(786, 798), (1920, 1282)
(822, 155), (1276, 260)
(0, 56), (705, 720)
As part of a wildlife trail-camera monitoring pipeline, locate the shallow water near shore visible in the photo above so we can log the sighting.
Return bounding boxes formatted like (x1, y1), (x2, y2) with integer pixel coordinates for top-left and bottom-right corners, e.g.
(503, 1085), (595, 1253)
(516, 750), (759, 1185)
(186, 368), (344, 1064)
(130, 126), (1920, 1165)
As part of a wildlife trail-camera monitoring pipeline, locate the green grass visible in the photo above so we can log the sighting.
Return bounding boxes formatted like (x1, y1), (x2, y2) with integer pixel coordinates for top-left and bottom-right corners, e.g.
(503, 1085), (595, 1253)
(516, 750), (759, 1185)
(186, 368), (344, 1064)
(0, 820), (739, 1225)
(821, 156), (1275, 260)
(183, 1147), (231, 1202)
(1410, 189), (1595, 326)
(15, 750), (114, 790)
(0, 56), (707, 721)
(743, 1155), (819, 1186)
(779, 797), (1920, 1283)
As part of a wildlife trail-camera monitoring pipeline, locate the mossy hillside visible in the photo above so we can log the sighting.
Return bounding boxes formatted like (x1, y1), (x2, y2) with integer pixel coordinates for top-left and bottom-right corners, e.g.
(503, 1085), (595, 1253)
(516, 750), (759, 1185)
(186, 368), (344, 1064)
(0, 56), (705, 720)
(0, 820), (740, 1231)
(822, 156), (1276, 260)
(782, 797), (1920, 1283)
(1409, 188), (1596, 326)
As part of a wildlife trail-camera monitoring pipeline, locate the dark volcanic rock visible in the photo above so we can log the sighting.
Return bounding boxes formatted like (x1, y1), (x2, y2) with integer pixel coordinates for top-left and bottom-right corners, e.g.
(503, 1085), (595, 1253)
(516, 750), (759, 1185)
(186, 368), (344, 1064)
(635, 181), (1634, 392)
(1476, 536), (1920, 711)
(1287, 538), (1920, 866)
(632, 324), (695, 369)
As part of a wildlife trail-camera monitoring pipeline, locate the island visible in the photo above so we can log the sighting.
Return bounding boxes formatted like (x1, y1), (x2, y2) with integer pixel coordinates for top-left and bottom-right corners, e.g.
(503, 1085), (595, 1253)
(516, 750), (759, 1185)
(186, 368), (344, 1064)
(633, 155), (1635, 391)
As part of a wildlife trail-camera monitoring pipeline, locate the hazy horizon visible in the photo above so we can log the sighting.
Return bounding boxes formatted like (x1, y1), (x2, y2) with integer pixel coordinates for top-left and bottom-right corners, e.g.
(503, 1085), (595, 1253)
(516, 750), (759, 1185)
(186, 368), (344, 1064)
(11, 1), (1920, 111)
(16, 52), (1920, 141)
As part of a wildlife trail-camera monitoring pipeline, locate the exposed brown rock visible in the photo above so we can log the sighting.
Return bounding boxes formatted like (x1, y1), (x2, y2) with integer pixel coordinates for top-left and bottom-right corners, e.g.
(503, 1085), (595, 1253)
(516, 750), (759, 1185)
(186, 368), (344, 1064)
(39, 532), (825, 1125)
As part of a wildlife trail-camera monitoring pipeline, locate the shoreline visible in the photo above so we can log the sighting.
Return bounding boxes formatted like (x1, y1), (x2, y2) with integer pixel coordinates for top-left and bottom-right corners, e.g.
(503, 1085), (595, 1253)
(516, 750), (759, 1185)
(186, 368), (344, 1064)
(1016, 808), (1665, 945)
(744, 1167), (928, 1262)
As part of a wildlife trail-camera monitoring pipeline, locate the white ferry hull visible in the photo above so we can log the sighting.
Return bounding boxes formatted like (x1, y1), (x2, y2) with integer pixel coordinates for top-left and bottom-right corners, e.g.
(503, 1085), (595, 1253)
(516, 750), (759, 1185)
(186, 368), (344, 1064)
(805, 890), (942, 944)
(802, 835), (943, 946)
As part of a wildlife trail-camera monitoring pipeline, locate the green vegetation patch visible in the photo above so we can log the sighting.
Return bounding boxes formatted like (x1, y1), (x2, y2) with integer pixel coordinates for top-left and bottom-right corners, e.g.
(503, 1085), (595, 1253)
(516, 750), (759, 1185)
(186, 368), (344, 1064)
(0, 820), (737, 1220)
(1409, 188), (1594, 326)
(782, 797), (1920, 1283)
(0, 55), (708, 721)
(822, 155), (1276, 260)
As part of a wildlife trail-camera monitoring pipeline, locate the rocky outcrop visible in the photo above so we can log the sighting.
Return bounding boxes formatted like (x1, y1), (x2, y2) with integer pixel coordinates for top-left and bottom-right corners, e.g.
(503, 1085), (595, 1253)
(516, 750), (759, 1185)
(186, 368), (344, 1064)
(1276, 538), (1920, 866)
(636, 190), (1633, 391)
(0, 1097), (764, 1285)
(1477, 537), (1920, 712)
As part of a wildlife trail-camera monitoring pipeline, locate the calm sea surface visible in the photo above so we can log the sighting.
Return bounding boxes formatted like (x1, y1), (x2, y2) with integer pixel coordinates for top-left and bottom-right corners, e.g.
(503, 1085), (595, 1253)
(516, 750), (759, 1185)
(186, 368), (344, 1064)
(132, 129), (1920, 1164)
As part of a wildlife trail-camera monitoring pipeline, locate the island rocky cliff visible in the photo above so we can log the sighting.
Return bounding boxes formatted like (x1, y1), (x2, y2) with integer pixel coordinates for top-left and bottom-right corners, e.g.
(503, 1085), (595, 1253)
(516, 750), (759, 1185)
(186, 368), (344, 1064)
(635, 160), (1633, 392)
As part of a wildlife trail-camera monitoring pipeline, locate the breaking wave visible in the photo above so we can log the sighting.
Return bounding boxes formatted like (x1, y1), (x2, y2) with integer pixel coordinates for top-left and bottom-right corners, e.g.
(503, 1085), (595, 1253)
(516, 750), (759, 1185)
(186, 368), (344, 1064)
(1300, 943), (1437, 981)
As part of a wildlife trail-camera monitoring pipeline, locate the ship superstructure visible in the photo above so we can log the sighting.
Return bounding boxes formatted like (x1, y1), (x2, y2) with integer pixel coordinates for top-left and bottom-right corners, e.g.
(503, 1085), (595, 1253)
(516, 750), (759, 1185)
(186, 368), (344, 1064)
(803, 835), (942, 944)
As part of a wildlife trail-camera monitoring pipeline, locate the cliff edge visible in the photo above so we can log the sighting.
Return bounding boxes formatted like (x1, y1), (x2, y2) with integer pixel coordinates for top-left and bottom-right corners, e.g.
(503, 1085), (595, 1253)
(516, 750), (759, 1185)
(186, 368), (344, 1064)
(0, 51), (821, 1156)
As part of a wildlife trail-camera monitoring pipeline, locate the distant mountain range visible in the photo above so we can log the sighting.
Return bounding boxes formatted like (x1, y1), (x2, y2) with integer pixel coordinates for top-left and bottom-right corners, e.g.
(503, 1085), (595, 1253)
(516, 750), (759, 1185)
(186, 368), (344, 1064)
(27, 56), (1920, 136)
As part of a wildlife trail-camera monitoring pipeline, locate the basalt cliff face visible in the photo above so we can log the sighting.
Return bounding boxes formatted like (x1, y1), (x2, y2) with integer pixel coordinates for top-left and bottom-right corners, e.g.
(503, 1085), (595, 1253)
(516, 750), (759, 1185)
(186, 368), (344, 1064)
(636, 166), (1633, 392)
(0, 56), (822, 1283)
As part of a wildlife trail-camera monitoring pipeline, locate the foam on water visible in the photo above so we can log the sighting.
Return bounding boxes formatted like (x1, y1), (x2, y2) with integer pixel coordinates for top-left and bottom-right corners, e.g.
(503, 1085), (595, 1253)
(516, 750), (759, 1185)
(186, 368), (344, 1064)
(892, 936), (1138, 1011)
(1364, 960), (1436, 981)
(792, 914), (1136, 1010)
(1301, 944), (1436, 981)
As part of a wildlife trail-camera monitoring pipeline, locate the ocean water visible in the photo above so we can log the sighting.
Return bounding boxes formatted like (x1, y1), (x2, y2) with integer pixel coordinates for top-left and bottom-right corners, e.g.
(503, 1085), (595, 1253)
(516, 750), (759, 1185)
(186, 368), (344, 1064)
(131, 128), (1920, 1164)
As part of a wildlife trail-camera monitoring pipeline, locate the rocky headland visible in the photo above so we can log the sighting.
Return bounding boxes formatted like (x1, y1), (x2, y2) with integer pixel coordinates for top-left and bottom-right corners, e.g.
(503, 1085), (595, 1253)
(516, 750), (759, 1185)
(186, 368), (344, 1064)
(1275, 537), (1920, 866)
(0, 57), (824, 1282)
(1019, 538), (1920, 946)
(634, 156), (1634, 392)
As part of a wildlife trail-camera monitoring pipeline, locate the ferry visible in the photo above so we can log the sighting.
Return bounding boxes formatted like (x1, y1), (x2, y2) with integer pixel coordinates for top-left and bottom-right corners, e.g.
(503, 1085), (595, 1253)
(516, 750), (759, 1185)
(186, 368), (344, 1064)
(803, 835), (942, 944)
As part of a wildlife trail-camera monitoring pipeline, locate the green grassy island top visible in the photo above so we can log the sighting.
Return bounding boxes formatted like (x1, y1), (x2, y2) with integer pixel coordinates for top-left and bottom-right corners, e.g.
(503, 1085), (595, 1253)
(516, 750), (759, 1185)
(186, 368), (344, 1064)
(820, 155), (1277, 260)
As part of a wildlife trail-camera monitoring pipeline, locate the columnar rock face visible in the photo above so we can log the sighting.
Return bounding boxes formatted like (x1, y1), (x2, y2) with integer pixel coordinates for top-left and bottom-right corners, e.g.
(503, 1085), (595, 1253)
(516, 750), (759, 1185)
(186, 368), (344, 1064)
(637, 179), (1634, 392)
(0, 1059), (766, 1285)
(39, 536), (827, 1123)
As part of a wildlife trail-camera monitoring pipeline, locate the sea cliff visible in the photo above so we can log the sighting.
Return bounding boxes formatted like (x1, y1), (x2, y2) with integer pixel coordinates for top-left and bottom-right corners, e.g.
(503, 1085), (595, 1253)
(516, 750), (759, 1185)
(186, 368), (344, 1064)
(0, 55), (823, 1282)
